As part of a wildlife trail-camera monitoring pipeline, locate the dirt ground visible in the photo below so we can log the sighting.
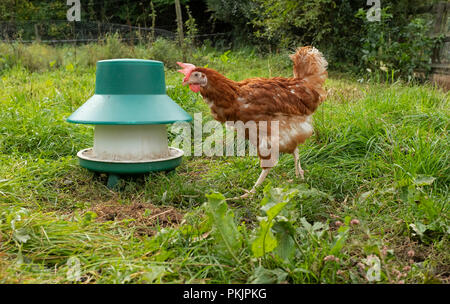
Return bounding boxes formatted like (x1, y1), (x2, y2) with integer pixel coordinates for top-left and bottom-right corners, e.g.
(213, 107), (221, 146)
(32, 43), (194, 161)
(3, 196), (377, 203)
(91, 201), (184, 236)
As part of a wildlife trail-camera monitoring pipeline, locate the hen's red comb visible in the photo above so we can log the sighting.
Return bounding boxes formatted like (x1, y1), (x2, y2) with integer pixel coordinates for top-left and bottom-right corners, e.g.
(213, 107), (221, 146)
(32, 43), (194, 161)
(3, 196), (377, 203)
(177, 62), (196, 83)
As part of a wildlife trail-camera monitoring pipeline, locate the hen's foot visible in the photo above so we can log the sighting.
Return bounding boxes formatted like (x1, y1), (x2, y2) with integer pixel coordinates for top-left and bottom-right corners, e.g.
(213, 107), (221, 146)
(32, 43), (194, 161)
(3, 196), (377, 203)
(228, 189), (256, 200)
(296, 169), (305, 179)
(227, 168), (271, 200)
(293, 148), (304, 180)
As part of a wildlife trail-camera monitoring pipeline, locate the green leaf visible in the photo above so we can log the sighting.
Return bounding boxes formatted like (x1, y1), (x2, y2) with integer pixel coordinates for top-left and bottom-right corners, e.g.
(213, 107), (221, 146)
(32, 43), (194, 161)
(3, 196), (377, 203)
(13, 228), (31, 243)
(143, 266), (166, 283)
(251, 187), (298, 258)
(248, 266), (288, 284)
(252, 219), (278, 258)
(300, 217), (312, 231)
(413, 176), (436, 186)
(82, 211), (97, 226)
(410, 222), (427, 238)
(66, 257), (81, 281)
(65, 63), (74, 72)
(312, 221), (327, 231)
(330, 231), (347, 255)
(143, 209), (152, 217)
(272, 221), (296, 262)
(344, 216), (351, 225)
(204, 192), (242, 263)
(153, 249), (174, 262)
(262, 201), (288, 220)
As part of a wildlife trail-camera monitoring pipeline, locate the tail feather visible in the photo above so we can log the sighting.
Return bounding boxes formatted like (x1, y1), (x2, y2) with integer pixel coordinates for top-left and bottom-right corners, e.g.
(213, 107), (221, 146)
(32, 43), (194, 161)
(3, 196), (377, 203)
(290, 46), (328, 82)
(290, 46), (328, 101)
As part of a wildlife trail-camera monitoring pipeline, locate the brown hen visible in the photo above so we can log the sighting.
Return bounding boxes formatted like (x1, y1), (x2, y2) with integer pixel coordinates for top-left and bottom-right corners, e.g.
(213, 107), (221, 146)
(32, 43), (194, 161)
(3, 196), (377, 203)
(177, 46), (328, 198)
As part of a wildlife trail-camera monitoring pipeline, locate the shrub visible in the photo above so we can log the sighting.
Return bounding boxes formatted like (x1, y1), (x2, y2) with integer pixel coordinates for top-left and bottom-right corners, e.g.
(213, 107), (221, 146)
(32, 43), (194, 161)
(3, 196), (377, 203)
(102, 33), (135, 59)
(0, 42), (14, 71)
(71, 33), (136, 67)
(0, 42), (63, 72)
(357, 8), (435, 81)
(0, 37), (187, 72)
(75, 43), (104, 67)
(246, 0), (437, 80)
(148, 38), (182, 68)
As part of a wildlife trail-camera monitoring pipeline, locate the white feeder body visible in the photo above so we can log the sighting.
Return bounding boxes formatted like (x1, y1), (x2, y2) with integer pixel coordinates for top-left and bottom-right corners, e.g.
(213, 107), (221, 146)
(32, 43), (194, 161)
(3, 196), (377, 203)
(93, 124), (169, 161)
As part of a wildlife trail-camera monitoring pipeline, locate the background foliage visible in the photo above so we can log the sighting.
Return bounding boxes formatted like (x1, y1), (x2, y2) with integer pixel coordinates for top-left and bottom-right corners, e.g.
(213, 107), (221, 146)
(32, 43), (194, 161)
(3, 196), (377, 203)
(0, 0), (443, 80)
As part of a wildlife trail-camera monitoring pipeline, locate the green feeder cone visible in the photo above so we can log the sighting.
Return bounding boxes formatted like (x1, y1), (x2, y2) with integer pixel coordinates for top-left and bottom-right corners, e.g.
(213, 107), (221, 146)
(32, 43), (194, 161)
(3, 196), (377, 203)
(67, 59), (192, 125)
(67, 59), (192, 181)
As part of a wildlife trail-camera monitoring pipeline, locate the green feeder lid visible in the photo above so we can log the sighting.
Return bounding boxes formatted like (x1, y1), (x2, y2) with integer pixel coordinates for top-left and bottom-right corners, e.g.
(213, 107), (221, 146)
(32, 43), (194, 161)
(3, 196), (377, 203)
(67, 59), (192, 125)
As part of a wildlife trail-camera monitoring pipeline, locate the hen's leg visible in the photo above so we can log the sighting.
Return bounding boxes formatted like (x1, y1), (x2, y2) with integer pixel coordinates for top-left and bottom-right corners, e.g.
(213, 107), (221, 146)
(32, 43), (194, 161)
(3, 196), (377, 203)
(230, 134), (278, 200)
(293, 147), (304, 179)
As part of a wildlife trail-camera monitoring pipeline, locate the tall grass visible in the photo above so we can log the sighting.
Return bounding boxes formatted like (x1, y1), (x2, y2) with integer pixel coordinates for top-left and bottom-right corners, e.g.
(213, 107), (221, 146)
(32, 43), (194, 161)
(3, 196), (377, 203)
(0, 34), (295, 75)
(0, 35), (205, 72)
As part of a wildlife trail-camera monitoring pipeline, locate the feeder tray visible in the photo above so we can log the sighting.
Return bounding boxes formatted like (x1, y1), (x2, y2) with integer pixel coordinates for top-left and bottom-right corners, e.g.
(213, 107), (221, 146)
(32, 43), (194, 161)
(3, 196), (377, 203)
(67, 59), (192, 188)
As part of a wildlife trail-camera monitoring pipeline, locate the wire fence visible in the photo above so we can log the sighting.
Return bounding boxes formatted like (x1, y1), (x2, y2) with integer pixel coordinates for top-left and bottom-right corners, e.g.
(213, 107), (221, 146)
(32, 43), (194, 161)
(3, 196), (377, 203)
(0, 20), (177, 44)
(0, 20), (231, 44)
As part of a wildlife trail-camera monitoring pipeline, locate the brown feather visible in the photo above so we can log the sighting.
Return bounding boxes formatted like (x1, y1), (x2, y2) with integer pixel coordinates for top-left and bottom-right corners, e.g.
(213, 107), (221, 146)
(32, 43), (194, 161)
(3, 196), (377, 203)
(192, 46), (328, 155)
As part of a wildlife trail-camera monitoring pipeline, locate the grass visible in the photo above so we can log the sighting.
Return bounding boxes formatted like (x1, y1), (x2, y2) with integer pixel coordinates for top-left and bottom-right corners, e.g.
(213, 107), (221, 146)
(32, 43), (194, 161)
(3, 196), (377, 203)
(0, 41), (449, 284)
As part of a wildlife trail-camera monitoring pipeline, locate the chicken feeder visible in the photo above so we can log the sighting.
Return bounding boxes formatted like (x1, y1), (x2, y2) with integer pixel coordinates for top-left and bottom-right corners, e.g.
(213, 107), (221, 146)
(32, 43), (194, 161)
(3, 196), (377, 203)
(67, 59), (192, 188)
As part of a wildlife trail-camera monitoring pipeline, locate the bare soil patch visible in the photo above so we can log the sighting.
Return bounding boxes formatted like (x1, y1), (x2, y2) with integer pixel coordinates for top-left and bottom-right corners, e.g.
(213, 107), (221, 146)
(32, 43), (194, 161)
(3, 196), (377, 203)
(91, 201), (184, 236)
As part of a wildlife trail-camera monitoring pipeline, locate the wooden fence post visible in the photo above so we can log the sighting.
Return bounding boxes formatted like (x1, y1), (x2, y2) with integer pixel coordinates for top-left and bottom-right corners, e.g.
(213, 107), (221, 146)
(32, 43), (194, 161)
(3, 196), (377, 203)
(430, 1), (449, 90)
(34, 23), (41, 42)
(431, 2), (448, 64)
(150, 1), (156, 43)
(175, 0), (184, 44)
(97, 21), (101, 43)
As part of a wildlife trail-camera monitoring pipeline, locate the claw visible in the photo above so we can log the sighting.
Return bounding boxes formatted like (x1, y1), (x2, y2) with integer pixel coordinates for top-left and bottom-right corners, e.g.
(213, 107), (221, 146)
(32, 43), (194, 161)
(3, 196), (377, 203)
(227, 168), (271, 200)
(294, 170), (305, 180)
(293, 148), (305, 180)
(227, 189), (256, 200)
